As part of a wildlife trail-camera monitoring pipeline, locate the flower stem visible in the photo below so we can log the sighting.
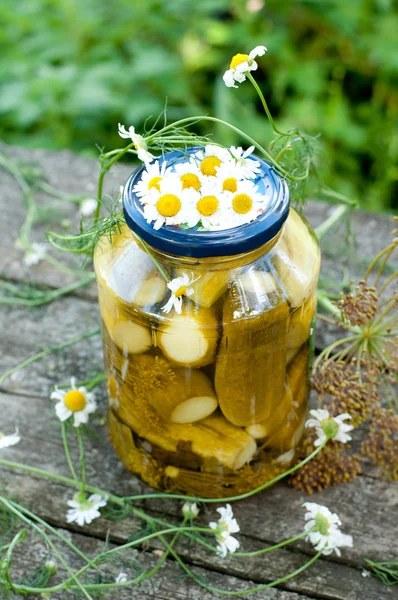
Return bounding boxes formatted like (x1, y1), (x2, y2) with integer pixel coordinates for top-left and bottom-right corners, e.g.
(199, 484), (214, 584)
(246, 73), (288, 136)
(1, 498), (95, 600)
(61, 423), (79, 483)
(162, 536), (323, 596)
(7, 498), (102, 574)
(235, 529), (309, 557)
(76, 427), (86, 493)
(94, 141), (136, 223)
(0, 327), (100, 385)
(0, 274), (95, 307)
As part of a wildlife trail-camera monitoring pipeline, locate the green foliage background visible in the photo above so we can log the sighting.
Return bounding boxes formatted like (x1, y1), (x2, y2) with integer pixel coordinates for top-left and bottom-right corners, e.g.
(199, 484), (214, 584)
(0, 0), (396, 211)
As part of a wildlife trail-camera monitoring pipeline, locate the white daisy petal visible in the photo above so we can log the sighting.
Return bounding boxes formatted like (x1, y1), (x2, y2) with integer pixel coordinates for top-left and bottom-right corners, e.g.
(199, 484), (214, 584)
(229, 146), (262, 179)
(0, 428), (21, 449)
(118, 122), (155, 165)
(223, 69), (238, 88)
(249, 45), (267, 59)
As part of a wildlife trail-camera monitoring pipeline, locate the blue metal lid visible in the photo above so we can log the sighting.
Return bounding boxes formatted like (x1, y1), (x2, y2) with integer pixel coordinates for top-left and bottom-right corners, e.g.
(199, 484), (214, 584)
(123, 147), (290, 258)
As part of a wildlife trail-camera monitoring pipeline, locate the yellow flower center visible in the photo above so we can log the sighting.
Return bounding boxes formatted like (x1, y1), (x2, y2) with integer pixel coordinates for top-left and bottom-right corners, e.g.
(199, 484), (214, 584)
(64, 390), (87, 412)
(156, 194), (181, 217)
(201, 156), (222, 176)
(223, 177), (237, 193)
(232, 193), (253, 214)
(108, 376), (117, 399)
(180, 173), (201, 191)
(197, 195), (219, 216)
(175, 285), (187, 297)
(230, 53), (249, 69)
(148, 176), (162, 191)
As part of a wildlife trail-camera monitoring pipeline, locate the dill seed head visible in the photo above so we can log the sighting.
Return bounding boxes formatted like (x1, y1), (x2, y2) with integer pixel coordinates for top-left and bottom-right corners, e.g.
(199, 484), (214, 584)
(337, 280), (379, 326)
(289, 430), (361, 494)
(361, 408), (398, 480)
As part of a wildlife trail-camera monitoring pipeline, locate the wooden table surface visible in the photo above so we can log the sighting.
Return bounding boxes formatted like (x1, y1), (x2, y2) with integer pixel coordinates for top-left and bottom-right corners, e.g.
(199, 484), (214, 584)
(0, 145), (397, 600)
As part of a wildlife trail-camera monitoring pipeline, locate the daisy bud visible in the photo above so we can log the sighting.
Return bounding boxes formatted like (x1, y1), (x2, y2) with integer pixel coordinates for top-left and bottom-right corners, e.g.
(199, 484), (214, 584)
(182, 502), (200, 519)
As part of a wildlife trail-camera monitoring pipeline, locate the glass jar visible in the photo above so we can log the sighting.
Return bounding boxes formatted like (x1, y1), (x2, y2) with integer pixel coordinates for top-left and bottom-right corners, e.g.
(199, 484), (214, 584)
(94, 149), (320, 498)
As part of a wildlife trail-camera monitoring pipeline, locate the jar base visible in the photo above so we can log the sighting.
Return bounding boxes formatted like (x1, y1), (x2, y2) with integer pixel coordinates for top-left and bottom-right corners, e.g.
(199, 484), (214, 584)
(108, 408), (295, 498)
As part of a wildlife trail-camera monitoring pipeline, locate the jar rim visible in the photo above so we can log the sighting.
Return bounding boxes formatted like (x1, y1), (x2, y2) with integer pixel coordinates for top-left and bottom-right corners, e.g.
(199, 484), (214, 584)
(122, 147), (290, 258)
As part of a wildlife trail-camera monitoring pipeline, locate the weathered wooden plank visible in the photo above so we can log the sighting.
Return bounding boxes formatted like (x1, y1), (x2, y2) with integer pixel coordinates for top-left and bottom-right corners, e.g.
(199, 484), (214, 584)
(5, 525), (321, 600)
(0, 144), (131, 297)
(1, 469), (393, 600)
(0, 298), (103, 397)
(1, 388), (397, 568)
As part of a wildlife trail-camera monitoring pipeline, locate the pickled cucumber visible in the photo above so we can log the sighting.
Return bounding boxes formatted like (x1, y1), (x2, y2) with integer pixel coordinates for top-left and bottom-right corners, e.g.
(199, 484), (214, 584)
(186, 413), (257, 469)
(245, 383), (293, 440)
(272, 208), (320, 308)
(148, 368), (218, 423)
(101, 301), (152, 355)
(215, 285), (289, 426)
(104, 239), (158, 303)
(265, 345), (309, 451)
(132, 275), (167, 307)
(114, 377), (256, 470)
(175, 269), (230, 308)
(286, 293), (316, 363)
(240, 269), (278, 297)
(157, 303), (218, 367)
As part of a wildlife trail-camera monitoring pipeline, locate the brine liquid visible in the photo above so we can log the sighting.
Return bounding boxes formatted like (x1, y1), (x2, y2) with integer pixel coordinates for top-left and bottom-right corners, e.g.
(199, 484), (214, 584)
(102, 296), (314, 498)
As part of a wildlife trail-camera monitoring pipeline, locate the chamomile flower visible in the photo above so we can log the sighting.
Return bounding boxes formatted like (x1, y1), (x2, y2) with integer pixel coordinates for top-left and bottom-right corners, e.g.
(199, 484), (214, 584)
(118, 123), (155, 165)
(227, 179), (266, 225)
(23, 242), (46, 267)
(303, 502), (353, 556)
(195, 144), (231, 177)
(161, 273), (199, 314)
(133, 160), (168, 201)
(144, 175), (194, 230)
(229, 146), (262, 179)
(0, 428), (20, 449)
(223, 45), (267, 88)
(66, 492), (107, 526)
(174, 157), (203, 191)
(182, 182), (232, 230)
(209, 504), (240, 558)
(51, 378), (97, 428)
(215, 161), (242, 193)
(305, 409), (354, 447)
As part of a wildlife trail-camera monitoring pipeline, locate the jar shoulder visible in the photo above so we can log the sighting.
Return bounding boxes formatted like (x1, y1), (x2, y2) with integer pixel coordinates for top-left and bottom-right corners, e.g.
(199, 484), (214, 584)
(94, 209), (320, 317)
